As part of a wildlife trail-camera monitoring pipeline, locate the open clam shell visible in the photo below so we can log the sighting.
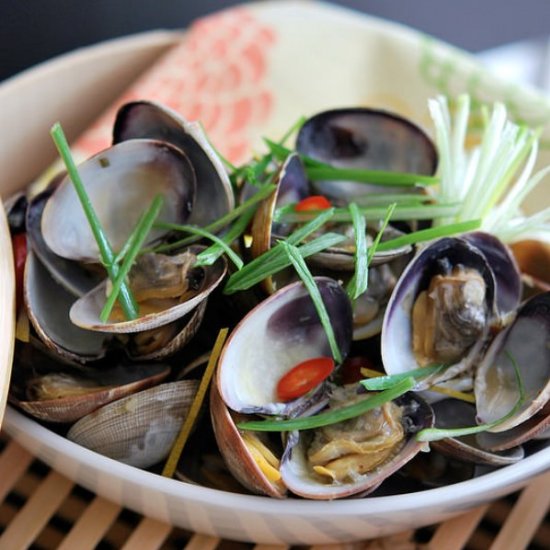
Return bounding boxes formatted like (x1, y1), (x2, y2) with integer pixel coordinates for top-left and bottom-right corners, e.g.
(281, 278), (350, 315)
(67, 380), (199, 468)
(430, 399), (524, 466)
(217, 277), (353, 417)
(463, 232), (521, 317)
(279, 391), (434, 500)
(474, 291), (550, 433)
(295, 107), (437, 200)
(24, 251), (110, 363)
(381, 237), (497, 387)
(69, 247), (227, 333)
(27, 185), (102, 297)
(12, 362), (170, 423)
(113, 100), (234, 226)
(41, 139), (196, 262)
(210, 381), (287, 498)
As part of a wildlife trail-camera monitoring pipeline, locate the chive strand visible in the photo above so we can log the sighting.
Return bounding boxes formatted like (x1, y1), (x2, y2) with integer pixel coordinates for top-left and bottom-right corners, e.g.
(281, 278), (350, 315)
(195, 205), (257, 267)
(100, 195), (164, 322)
(150, 183), (276, 253)
(346, 202), (368, 300)
(224, 233), (345, 293)
(50, 122), (138, 320)
(367, 203), (396, 263)
(282, 241), (342, 364)
(264, 139), (439, 186)
(237, 377), (415, 431)
(375, 219), (481, 252)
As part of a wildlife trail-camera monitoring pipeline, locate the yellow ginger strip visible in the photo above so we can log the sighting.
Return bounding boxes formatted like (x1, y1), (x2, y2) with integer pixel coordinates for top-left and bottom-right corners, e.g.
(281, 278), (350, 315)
(428, 385), (476, 403)
(360, 367), (476, 404)
(241, 432), (282, 482)
(162, 327), (228, 478)
(15, 308), (30, 342)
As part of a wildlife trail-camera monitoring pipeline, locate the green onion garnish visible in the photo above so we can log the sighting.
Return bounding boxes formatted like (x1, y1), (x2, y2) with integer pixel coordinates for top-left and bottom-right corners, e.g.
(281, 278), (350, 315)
(282, 241), (342, 363)
(346, 202), (368, 300)
(50, 122), (138, 320)
(224, 208), (337, 293)
(265, 139), (439, 186)
(237, 377), (415, 432)
(367, 203), (396, 263)
(166, 224), (244, 270)
(100, 195), (164, 322)
(224, 232), (345, 294)
(274, 203), (459, 223)
(194, 206), (257, 268)
(361, 364), (446, 391)
(150, 183), (276, 253)
(375, 219), (482, 253)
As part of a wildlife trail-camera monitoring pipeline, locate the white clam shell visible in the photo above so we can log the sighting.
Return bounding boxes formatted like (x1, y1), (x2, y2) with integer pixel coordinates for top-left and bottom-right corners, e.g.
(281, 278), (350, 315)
(67, 380), (199, 468)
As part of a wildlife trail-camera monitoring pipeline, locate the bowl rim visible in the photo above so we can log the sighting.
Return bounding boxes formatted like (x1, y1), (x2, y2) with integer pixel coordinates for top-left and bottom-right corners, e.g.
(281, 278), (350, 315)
(5, 405), (550, 514)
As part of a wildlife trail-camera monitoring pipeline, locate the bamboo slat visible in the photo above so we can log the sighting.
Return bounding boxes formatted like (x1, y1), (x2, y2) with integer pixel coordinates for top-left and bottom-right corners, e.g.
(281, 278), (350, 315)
(0, 431), (548, 549)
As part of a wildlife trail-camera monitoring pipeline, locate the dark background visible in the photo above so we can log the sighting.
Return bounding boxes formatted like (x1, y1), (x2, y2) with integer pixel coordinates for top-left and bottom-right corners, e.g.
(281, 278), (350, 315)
(2, 0), (550, 82)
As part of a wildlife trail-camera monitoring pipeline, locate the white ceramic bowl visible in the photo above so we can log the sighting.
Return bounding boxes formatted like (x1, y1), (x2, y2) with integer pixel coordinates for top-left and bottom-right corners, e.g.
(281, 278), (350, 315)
(1, 2), (549, 544)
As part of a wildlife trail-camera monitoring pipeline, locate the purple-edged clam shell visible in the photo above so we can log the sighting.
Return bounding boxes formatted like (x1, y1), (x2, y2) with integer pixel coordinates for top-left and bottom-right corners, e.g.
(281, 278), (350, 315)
(296, 107), (437, 200)
(475, 291), (550, 433)
(463, 231), (521, 316)
(381, 237), (497, 386)
(217, 278), (352, 417)
(41, 139), (196, 263)
(431, 399), (524, 465)
(113, 100), (234, 226)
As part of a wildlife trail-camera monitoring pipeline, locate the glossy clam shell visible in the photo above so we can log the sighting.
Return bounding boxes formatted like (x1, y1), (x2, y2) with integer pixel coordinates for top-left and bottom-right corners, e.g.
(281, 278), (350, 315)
(430, 399), (524, 466)
(295, 107), (437, 200)
(113, 100), (234, 226)
(475, 292), (550, 433)
(463, 232), (521, 316)
(69, 248), (226, 333)
(41, 139), (196, 262)
(476, 411), (550, 452)
(217, 277), (353, 417)
(24, 251), (109, 363)
(67, 380), (199, 468)
(27, 185), (102, 297)
(279, 392), (434, 500)
(381, 237), (497, 387)
(210, 380), (286, 498)
(13, 363), (171, 423)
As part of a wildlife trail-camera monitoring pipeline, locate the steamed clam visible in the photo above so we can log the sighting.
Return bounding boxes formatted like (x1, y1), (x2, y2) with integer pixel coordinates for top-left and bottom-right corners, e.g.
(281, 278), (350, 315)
(381, 236), (500, 387)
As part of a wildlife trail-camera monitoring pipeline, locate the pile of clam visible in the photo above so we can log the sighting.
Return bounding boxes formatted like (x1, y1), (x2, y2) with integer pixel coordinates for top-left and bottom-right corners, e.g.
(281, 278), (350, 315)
(6, 101), (550, 499)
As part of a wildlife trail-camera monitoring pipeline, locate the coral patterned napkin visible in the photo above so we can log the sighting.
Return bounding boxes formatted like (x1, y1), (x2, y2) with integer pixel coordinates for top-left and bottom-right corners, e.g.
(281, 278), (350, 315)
(72, 0), (550, 172)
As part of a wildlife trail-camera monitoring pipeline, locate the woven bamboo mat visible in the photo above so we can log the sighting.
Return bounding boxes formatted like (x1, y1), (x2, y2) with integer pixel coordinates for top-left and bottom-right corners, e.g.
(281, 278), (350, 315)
(0, 432), (548, 550)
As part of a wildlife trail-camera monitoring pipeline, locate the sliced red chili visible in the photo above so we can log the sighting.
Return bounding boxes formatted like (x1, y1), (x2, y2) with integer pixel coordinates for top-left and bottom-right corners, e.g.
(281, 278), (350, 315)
(276, 356), (334, 402)
(12, 232), (27, 312)
(294, 195), (332, 212)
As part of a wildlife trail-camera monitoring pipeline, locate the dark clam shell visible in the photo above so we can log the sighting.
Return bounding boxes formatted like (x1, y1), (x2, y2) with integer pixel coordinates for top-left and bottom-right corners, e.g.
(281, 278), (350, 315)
(431, 399), (524, 465)
(382, 236), (497, 386)
(463, 231), (521, 316)
(475, 291), (550, 433)
(113, 100), (234, 226)
(296, 107), (437, 200)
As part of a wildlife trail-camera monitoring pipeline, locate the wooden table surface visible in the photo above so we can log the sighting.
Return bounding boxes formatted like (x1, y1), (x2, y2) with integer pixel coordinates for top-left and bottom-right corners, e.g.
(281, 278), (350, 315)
(0, 431), (548, 550)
